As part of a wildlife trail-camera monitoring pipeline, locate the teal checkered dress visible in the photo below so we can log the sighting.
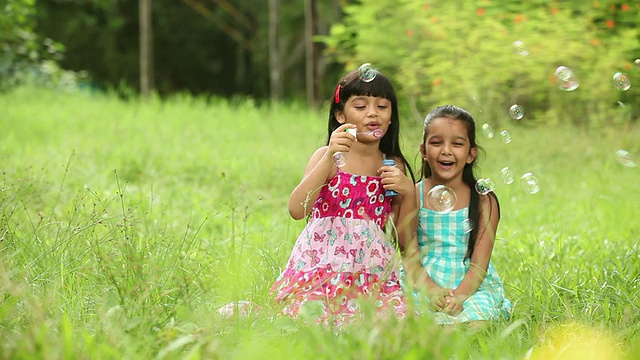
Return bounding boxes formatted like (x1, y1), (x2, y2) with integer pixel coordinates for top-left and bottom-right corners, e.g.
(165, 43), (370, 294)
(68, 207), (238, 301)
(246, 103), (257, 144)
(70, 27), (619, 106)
(414, 181), (512, 324)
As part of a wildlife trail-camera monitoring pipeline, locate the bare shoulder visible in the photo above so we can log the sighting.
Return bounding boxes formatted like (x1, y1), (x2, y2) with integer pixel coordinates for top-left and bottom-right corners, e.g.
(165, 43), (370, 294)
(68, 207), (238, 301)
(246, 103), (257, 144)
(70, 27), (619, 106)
(479, 192), (501, 218)
(305, 146), (329, 167)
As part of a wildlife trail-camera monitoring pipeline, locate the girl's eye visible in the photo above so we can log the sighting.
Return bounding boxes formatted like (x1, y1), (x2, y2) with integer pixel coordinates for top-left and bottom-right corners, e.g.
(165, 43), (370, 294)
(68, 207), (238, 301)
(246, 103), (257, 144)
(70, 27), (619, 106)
(454, 143), (464, 146)
(377, 105), (388, 109)
(354, 105), (366, 109)
(429, 141), (441, 146)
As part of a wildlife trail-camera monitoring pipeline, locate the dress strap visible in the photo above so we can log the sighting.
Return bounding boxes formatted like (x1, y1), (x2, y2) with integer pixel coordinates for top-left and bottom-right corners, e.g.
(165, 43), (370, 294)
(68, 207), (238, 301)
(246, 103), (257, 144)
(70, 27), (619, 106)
(418, 181), (425, 208)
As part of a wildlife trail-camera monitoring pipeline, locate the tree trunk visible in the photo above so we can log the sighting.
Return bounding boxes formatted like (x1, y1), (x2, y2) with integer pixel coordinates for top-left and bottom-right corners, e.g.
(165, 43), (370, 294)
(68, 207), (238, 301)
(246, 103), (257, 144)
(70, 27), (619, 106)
(139, 0), (153, 97)
(305, 0), (320, 108)
(268, 0), (282, 101)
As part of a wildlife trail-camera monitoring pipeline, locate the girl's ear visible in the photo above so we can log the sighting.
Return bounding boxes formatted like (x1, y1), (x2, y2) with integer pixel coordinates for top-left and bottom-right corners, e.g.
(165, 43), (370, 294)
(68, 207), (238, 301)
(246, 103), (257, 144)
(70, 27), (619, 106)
(335, 110), (346, 124)
(467, 147), (478, 164)
(420, 143), (427, 159)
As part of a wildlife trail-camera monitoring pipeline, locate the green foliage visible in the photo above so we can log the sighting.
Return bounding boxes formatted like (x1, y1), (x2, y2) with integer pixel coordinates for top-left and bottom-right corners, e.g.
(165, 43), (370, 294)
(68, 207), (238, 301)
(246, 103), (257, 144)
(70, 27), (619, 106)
(0, 0), (84, 91)
(1, 88), (639, 358)
(324, 0), (640, 126)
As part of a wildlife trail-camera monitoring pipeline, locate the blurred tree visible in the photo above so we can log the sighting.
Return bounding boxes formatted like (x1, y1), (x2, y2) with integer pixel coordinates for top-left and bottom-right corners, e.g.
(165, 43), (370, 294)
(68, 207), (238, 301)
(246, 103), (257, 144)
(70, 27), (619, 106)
(139, 0), (153, 97)
(321, 0), (639, 125)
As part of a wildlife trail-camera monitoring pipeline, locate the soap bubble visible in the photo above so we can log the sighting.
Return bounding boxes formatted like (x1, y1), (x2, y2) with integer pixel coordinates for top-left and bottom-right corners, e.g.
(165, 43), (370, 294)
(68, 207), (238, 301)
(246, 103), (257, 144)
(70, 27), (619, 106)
(509, 104), (524, 120)
(554, 66), (579, 91)
(555, 66), (573, 81)
(520, 172), (541, 194)
(612, 72), (631, 91)
(475, 178), (496, 195)
(358, 63), (377, 82)
(500, 167), (515, 184)
(500, 130), (512, 144)
(426, 185), (457, 213)
(616, 149), (636, 168)
(333, 152), (347, 168)
(481, 123), (494, 139)
(512, 40), (528, 56)
(635, 59), (640, 69)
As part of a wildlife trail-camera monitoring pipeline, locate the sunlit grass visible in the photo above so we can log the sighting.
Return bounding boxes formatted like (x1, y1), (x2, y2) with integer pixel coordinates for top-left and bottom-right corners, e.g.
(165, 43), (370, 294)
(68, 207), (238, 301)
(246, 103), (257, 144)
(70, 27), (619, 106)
(1, 87), (638, 359)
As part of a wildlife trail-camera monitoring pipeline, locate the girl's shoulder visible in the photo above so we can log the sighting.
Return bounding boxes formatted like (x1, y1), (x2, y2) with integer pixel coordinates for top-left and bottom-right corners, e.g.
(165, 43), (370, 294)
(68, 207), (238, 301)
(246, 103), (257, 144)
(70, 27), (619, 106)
(479, 191), (501, 218)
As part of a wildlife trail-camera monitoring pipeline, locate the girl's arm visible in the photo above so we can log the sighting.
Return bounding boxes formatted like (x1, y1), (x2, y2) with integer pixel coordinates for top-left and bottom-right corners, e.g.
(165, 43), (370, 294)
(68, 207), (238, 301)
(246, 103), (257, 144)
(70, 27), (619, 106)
(288, 124), (357, 220)
(380, 158), (417, 251)
(444, 193), (500, 315)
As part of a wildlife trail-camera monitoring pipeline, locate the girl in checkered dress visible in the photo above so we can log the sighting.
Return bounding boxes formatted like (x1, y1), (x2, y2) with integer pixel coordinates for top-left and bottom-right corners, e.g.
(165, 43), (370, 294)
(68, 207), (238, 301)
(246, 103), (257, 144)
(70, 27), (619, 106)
(411, 105), (511, 326)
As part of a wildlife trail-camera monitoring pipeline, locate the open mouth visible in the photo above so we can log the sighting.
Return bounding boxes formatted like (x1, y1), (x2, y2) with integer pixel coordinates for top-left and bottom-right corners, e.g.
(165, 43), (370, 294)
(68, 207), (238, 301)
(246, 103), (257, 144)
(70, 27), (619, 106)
(438, 160), (455, 169)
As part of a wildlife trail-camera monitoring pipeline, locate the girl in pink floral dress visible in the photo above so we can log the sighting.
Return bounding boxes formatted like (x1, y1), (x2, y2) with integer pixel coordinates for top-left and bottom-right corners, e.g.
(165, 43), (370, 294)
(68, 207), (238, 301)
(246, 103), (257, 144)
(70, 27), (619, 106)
(271, 65), (418, 325)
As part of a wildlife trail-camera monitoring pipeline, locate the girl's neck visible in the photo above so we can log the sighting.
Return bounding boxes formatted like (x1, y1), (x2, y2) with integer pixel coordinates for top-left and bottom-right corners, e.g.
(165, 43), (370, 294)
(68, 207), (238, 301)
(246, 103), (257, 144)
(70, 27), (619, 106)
(340, 141), (384, 177)
(428, 175), (466, 191)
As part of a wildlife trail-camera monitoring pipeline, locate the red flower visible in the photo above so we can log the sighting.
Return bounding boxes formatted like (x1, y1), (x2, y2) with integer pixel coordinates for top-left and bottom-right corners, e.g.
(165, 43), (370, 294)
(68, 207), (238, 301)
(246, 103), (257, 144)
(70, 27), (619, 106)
(514, 14), (525, 23)
(621, 4), (630, 11)
(406, 29), (414, 37)
(606, 19), (615, 28)
(432, 78), (442, 87)
(550, 7), (559, 15)
(476, 7), (485, 16)
(422, 4), (430, 11)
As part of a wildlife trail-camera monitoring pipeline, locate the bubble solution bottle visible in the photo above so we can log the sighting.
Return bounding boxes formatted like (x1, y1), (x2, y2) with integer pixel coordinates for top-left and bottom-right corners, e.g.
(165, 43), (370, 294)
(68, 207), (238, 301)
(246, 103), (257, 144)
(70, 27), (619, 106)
(381, 158), (398, 197)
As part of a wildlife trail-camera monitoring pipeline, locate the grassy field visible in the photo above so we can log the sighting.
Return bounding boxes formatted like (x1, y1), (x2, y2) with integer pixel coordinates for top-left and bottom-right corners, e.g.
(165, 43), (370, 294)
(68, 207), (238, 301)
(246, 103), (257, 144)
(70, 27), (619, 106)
(1, 87), (639, 359)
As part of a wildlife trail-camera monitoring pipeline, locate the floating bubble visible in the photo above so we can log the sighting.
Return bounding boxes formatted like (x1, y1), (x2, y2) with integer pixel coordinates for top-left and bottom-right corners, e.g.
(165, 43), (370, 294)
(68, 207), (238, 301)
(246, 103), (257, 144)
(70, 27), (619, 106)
(461, 218), (473, 234)
(616, 149), (636, 168)
(554, 66), (573, 81)
(500, 130), (512, 144)
(554, 66), (579, 91)
(475, 178), (496, 195)
(635, 59), (640, 69)
(612, 72), (631, 91)
(481, 123), (494, 139)
(358, 63), (377, 82)
(520, 172), (541, 194)
(500, 167), (515, 184)
(426, 185), (457, 213)
(509, 104), (524, 120)
(512, 40), (528, 56)
(333, 152), (347, 168)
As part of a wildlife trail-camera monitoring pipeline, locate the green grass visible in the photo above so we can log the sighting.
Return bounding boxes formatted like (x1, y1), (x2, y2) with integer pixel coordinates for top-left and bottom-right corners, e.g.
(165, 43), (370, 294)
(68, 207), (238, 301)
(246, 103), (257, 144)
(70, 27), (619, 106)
(1, 87), (639, 359)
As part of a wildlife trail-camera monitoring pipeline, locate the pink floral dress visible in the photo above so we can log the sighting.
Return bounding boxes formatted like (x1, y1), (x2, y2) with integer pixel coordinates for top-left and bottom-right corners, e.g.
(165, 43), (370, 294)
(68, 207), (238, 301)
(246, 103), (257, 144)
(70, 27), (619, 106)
(271, 169), (407, 325)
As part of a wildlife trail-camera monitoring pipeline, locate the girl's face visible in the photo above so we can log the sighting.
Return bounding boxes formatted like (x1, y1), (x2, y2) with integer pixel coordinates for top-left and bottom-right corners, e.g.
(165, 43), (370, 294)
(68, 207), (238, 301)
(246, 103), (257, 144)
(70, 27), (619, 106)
(421, 117), (477, 183)
(335, 95), (392, 141)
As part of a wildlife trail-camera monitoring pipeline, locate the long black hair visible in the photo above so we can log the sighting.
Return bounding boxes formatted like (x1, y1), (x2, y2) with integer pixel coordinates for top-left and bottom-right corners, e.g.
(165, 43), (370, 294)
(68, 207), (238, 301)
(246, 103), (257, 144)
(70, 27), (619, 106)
(328, 66), (415, 181)
(420, 105), (500, 261)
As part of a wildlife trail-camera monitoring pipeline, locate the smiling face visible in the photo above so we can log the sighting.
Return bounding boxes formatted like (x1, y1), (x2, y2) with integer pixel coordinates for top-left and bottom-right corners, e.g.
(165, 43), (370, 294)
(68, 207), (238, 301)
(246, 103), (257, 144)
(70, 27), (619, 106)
(421, 117), (477, 184)
(335, 95), (392, 141)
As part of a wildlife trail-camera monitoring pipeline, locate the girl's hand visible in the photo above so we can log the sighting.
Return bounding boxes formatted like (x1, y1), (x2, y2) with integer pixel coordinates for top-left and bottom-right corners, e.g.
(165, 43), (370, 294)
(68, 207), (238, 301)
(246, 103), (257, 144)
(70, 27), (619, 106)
(442, 294), (465, 316)
(379, 161), (413, 197)
(324, 123), (357, 161)
(429, 287), (454, 312)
